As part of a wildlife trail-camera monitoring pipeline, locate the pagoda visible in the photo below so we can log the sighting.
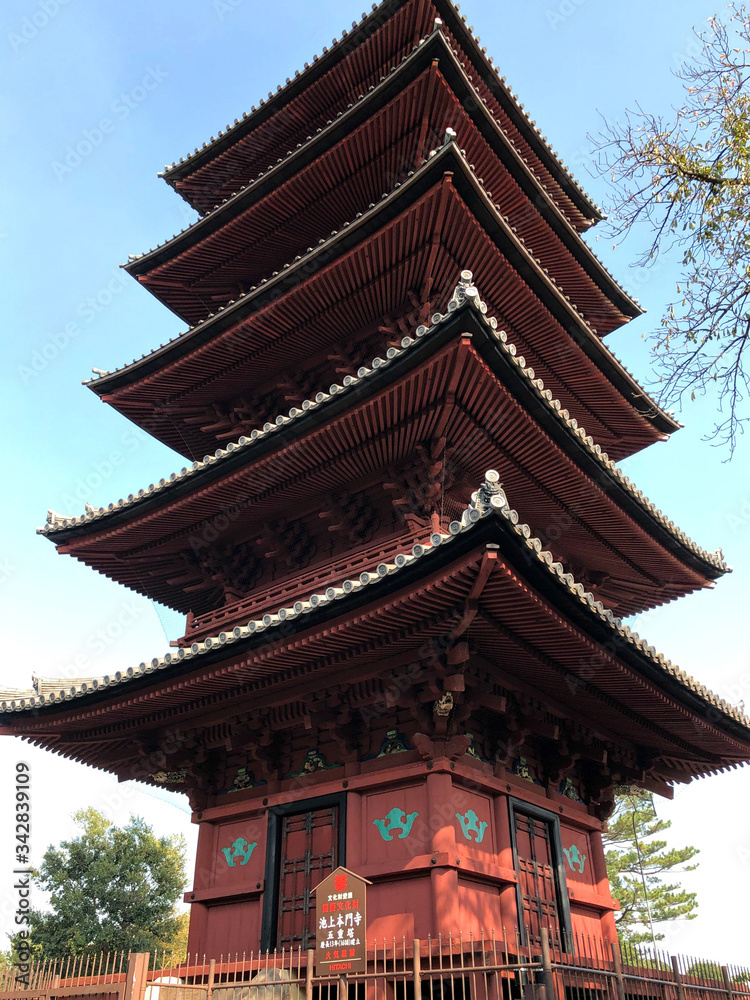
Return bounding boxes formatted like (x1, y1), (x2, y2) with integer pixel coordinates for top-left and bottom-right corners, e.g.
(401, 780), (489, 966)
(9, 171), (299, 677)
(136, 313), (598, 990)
(4, 0), (750, 963)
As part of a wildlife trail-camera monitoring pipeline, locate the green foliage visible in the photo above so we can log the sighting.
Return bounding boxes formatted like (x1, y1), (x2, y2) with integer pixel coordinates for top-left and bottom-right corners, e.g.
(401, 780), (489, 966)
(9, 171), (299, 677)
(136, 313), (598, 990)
(682, 961), (750, 986)
(170, 912), (190, 964)
(685, 961), (725, 982)
(10, 808), (187, 960)
(604, 790), (699, 944)
(593, 4), (750, 451)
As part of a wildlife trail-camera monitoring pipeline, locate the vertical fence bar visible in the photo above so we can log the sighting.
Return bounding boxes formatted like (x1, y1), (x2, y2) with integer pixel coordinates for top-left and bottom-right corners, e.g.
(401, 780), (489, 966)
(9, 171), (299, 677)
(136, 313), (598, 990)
(722, 965), (735, 1000)
(671, 955), (686, 1000)
(123, 953), (150, 1000)
(206, 958), (216, 1000)
(305, 948), (314, 1000)
(413, 939), (421, 999)
(540, 929), (554, 1000)
(610, 942), (626, 1000)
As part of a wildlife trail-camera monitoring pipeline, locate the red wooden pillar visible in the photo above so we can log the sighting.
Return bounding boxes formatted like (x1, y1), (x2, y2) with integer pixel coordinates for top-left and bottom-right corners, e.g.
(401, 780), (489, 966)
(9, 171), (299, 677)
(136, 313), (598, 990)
(346, 791), (365, 871)
(494, 793), (518, 941)
(589, 829), (618, 944)
(427, 769), (459, 936)
(186, 817), (216, 955)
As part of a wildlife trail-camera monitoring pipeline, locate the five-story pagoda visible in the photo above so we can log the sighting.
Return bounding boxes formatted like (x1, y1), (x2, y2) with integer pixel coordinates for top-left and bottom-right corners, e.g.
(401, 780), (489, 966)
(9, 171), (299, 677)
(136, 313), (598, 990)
(3, 0), (750, 961)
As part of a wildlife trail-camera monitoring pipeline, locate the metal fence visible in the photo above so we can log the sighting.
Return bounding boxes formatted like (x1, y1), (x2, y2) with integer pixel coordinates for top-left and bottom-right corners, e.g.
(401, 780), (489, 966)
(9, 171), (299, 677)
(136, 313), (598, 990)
(547, 932), (750, 1000)
(1, 932), (748, 1000)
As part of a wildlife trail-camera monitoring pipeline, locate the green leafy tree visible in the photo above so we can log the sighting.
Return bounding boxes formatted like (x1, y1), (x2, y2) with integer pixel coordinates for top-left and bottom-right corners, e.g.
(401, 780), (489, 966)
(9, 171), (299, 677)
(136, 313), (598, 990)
(604, 790), (699, 944)
(593, 4), (750, 451)
(12, 808), (186, 960)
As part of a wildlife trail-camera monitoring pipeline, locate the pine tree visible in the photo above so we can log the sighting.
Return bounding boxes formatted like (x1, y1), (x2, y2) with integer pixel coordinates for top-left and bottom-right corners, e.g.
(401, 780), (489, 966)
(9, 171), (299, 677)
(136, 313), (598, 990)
(604, 790), (699, 944)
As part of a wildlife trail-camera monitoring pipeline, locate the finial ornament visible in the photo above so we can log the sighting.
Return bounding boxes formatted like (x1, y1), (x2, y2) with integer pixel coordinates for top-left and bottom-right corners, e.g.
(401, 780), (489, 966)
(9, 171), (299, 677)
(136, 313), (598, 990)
(449, 268), (475, 309)
(470, 471), (507, 514)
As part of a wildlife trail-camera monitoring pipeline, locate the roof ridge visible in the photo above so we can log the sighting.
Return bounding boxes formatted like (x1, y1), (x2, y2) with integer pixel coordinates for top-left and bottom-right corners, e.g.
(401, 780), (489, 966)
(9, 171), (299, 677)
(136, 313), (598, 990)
(0, 687), (37, 701)
(46, 273), (727, 577)
(13, 471), (748, 738)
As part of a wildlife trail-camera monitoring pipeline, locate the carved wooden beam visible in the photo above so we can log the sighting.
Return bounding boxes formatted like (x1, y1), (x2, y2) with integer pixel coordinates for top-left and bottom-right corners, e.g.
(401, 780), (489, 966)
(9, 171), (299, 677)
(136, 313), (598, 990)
(413, 732), (471, 761)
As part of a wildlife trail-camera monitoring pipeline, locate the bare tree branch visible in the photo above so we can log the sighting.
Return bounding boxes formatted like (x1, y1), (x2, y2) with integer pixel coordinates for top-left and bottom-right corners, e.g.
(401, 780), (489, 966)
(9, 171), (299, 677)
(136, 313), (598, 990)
(590, 4), (750, 452)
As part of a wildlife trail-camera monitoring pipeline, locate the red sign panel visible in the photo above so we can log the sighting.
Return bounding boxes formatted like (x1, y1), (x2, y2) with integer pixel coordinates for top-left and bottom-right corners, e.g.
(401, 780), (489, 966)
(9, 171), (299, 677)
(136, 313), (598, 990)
(314, 866), (369, 974)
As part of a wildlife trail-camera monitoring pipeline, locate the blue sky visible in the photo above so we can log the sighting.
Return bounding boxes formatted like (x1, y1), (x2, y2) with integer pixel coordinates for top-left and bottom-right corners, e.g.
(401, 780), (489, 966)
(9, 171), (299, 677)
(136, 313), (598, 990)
(1, 0), (749, 964)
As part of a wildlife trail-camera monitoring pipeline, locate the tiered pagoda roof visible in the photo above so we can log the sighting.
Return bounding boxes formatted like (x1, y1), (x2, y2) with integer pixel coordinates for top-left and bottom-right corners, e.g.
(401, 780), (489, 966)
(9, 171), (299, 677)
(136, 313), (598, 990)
(160, 0), (601, 226)
(45, 285), (722, 625)
(5, 469), (749, 796)
(127, 39), (635, 330)
(94, 143), (673, 461)
(4, 0), (748, 815)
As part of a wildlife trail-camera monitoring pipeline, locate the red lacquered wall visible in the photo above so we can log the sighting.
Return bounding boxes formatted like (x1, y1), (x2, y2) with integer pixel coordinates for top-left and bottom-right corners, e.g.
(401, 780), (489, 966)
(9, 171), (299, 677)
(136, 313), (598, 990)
(186, 756), (618, 957)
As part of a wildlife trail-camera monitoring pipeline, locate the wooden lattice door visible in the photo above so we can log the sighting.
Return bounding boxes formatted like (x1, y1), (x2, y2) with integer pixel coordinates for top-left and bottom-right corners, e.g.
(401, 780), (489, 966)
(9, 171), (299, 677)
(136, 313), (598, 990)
(512, 806), (570, 951)
(276, 804), (339, 949)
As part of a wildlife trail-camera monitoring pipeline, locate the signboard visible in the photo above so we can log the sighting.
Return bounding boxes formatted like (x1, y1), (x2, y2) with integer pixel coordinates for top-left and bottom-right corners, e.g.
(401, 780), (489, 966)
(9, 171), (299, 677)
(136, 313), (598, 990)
(313, 866), (370, 974)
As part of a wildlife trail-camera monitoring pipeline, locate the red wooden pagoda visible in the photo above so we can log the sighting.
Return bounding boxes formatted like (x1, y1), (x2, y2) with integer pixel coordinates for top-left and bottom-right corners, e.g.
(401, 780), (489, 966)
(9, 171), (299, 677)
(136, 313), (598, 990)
(4, 0), (750, 962)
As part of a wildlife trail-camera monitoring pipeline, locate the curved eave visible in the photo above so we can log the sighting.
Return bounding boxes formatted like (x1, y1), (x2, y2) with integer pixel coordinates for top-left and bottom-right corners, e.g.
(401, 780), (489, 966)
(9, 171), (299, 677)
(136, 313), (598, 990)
(8, 486), (750, 768)
(432, 0), (603, 223)
(130, 33), (637, 325)
(161, 2), (600, 226)
(43, 295), (727, 593)
(91, 145), (675, 437)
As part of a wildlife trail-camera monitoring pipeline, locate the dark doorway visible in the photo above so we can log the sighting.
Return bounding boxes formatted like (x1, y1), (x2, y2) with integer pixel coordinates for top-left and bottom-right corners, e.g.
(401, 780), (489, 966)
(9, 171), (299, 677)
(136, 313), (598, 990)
(278, 804), (339, 949)
(508, 799), (573, 953)
(262, 793), (346, 951)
